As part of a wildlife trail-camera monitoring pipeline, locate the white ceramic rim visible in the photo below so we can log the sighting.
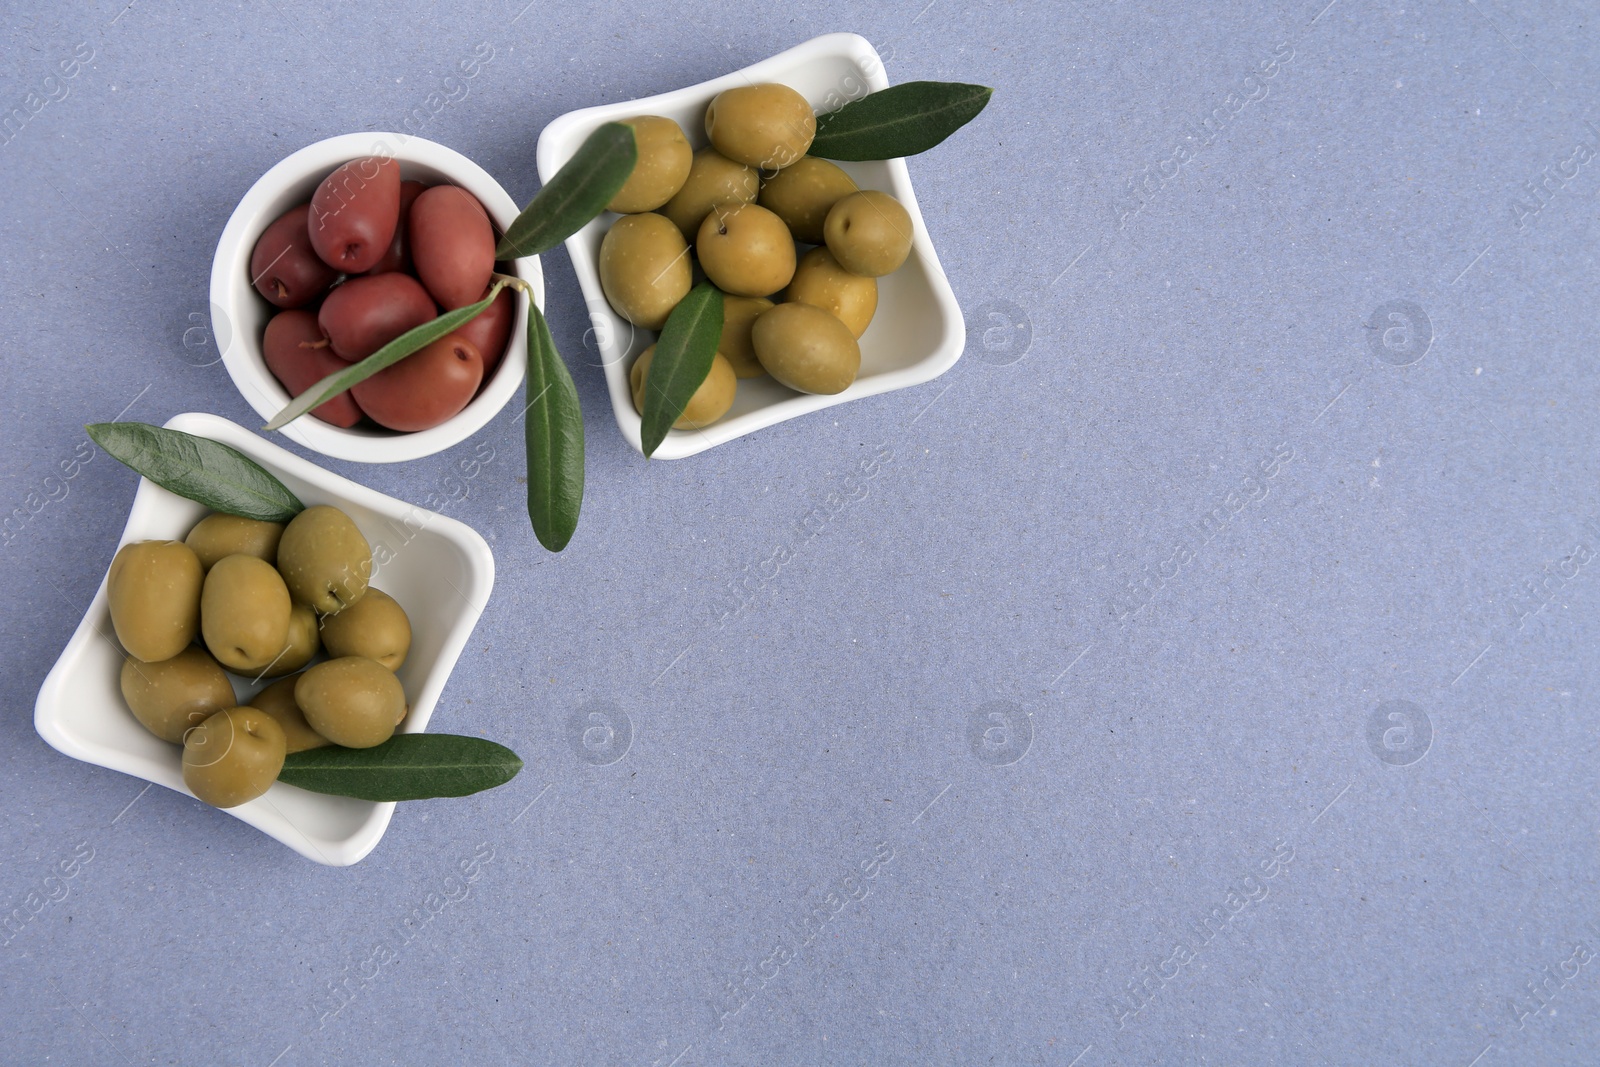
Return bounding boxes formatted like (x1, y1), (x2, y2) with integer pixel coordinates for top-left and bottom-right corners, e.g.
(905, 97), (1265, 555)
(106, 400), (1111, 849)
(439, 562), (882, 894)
(32, 412), (496, 866)
(535, 32), (967, 460)
(211, 132), (543, 463)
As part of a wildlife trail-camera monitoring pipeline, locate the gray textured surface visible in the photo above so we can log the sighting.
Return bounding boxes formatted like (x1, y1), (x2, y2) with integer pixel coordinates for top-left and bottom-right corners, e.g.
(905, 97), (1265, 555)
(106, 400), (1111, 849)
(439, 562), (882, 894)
(2, 2), (1598, 1065)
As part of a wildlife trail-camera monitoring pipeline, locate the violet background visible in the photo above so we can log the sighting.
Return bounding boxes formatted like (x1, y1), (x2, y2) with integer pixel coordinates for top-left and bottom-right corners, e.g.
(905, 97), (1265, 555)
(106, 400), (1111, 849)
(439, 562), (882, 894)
(2, 2), (1597, 1064)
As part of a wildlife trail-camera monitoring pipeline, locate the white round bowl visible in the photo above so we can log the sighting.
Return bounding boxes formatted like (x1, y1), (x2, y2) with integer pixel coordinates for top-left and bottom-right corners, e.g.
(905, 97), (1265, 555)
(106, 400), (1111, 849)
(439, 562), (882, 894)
(211, 132), (543, 463)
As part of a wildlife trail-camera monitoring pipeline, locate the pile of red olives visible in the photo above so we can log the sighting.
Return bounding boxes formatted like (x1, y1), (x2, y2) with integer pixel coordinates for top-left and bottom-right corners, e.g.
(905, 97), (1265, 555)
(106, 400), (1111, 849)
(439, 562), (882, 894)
(250, 156), (515, 432)
(109, 505), (414, 809)
(597, 85), (917, 432)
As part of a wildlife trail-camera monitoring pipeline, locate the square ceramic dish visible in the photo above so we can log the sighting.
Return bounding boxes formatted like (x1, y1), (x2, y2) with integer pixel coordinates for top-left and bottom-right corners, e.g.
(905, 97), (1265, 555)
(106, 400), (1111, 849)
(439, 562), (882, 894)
(210, 132), (543, 464)
(33, 412), (495, 866)
(536, 32), (966, 459)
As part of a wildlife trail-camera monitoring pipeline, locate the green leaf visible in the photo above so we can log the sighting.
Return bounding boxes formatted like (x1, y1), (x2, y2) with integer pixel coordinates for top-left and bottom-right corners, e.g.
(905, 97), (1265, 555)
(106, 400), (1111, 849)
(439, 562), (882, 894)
(277, 734), (523, 801)
(86, 422), (303, 521)
(495, 122), (638, 259)
(523, 301), (585, 551)
(639, 284), (724, 458)
(263, 282), (505, 431)
(809, 81), (993, 161)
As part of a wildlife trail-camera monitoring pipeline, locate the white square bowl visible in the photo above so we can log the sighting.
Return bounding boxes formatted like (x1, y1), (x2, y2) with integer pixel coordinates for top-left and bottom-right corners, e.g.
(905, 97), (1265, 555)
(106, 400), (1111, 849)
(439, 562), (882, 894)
(536, 32), (966, 459)
(33, 412), (495, 866)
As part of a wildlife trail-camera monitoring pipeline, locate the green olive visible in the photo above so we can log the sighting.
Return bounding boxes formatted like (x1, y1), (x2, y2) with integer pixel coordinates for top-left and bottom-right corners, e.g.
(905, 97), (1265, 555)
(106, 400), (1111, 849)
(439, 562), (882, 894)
(785, 247), (877, 338)
(184, 514), (284, 571)
(823, 190), (914, 277)
(107, 540), (203, 663)
(696, 202), (795, 297)
(119, 647), (236, 744)
(248, 675), (330, 754)
(630, 346), (737, 429)
(201, 554), (292, 674)
(704, 83), (816, 169)
(295, 657), (405, 748)
(759, 157), (857, 245)
(318, 587), (411, 671)
(752, 302), (861, 395)
(276, 505), (371, 615)
(182, 706), (286, 808)
(608, 116), (693, 213)
(598, 213), (691, 330)
(660, 147), (759, 241)
(718, 294), (773, 378)
(258, 603), (319, 678)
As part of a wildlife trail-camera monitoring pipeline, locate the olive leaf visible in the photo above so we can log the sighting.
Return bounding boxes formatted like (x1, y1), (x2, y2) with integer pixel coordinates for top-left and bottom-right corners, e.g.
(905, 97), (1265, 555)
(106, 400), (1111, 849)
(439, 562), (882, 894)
(809, 81), (993, 161)
(495, 122), (638, 259)
(639, 284), (724, 458)
(523, 300), (585, 551)
(86, 422), (303, 521)
(277, 734), (523, 801)
(262, 280), (506, 432)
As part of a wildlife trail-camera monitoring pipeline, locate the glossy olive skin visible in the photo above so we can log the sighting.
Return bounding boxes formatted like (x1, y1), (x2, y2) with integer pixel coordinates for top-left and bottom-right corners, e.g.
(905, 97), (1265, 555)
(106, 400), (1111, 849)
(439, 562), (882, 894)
(185, 514), (284, 572)
(182, 707), (286, 808)
(409, 185), (496, 310)
(660, 147), (759, 241)
(351, 332), (483, 432)
(718, 294), (773, 378)
(630, 346), (737, 429)
(308, 156), (401, 274)
(262, 310), (365, 427)
(696, 203), (795, 297)
(824, 190), (913, 277)
(759, 158), (857, 245)
(318, 587), (411, 671)
(455, 284), (515, 377)
(609, 116), (693, 213)
(704, 83), (816, 170)
(785, 247), (878, 338)
(364, 180), (427, 276)
(120, 647), (236, 744)
(277, 505), (371, 615)
(296, 657), (405, 748)
(599, 213), (691, 329)
(251, 204), (338, 309)
(248, 675), (329, 753)
(752, 302), (861, 395)
(108, 541), (203, 663)
(201, 554), (292, 674)
(316, 272), (437, 363)
(259, 603), (319, 677)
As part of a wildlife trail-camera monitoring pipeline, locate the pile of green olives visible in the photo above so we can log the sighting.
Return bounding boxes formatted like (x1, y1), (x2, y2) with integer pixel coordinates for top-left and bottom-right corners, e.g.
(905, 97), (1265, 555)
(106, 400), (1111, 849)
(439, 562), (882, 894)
(252, 158), (517, 432)
(596, 87), (917, 431)
(109, 504), (414, 810)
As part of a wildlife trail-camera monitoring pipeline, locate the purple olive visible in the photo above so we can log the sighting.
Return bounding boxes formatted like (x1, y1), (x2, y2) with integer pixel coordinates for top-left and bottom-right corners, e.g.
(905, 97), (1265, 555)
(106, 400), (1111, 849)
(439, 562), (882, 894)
(308, 156), (401, 274)
(316, 273), (436, 363)
(364, 180), (428, 276)
(409, 185), (496, 310)
(250, 204), (337, 309)
(351, 333), (484, 432)
(262, 310), (363, 427)
(454, 284), (515, 378)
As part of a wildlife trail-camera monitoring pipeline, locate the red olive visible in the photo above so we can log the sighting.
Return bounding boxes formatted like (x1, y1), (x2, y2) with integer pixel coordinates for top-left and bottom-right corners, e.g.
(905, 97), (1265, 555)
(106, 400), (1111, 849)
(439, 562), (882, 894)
(409, 186), (496, 310)
(308, 156), (401, 274)
(250, 204), (337, 309)
(262, 310), (363, 427)
(454, 284), (515, 378)
(316, 273), (436, 362)
(351, 333), (484, 432)
(363, 180), (428, 276)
